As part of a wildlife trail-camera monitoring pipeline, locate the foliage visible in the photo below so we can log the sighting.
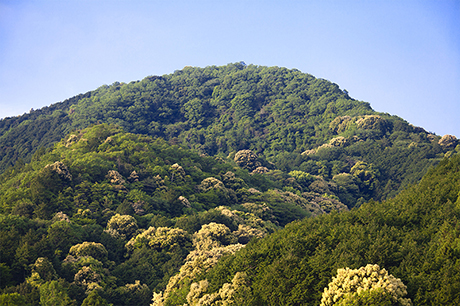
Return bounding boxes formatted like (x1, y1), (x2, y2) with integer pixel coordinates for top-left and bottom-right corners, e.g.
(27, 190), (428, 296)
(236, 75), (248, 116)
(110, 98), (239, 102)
(0, 292), (28, 306)
(0, 124), (300, 305)
(179, 155), (460, 305)
(320, 264), (411, 306)
(81, 290), (109, 306)
(68, 242), (108, 262)
(105, 214), (139, 240)
(39, 280), (75, 306)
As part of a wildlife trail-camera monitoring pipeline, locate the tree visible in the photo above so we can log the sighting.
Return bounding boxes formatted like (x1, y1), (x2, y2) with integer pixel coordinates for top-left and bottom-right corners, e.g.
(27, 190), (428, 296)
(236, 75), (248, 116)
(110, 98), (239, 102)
(320, 264), (411, 306)
(39, 280), (74, 306)
(289, 170), (315, 191)
(0, 293), (27, 306)
(68, 242), (108, 262)
(336, 288), (395, 306)
(81, 290), (109, 306)
(193, 222), (236, 251)
(126, 226), (191, 252)
(234, 150), (260, 171)
(186, 272), (251, 306)
(105, 214), (138, 240)
(29, 257), (57, 285)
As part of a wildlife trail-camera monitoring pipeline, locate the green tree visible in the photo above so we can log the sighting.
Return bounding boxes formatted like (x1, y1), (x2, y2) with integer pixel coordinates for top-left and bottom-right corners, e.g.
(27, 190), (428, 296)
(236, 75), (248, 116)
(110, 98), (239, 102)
(81, 290), (109, 306)
(0, 293), (28, 306)
(39, 280), (74, 306)
(336, 288), (394, 306)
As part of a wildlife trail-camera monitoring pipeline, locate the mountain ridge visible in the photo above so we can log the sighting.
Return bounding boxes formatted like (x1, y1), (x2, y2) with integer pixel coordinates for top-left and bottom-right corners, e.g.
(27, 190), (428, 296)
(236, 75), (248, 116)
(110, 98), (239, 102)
(1, 63), (456, 206)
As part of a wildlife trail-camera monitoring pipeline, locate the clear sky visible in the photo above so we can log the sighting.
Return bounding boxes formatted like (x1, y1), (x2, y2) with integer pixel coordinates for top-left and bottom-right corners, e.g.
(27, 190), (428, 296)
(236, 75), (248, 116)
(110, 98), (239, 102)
(1, 0), (459, 136)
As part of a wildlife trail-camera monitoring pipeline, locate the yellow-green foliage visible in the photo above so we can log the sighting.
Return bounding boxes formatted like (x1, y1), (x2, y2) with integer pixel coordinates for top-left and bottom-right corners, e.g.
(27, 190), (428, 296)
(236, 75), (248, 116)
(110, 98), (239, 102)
(198, 177), (227, 193)
(186, 272), (251, 306)
(105, 214), (138, 240)
(198, 156), (460, 305)
(106, 170), (125, 185)
(152, 244), (245, 306)
(329, 116), (353, 134)
(233, 150), (260, 171)
(192, 222), (236, 251)
(355, 115), (388, 131)
(151, 219), (253, 306)
(69, 242), (108, 261)
(329, 136), (349, 147)
(320, 264), (411, 306)
(27, 257), (57, 287)
(0, 292), (28, 306)
(126, 226), (191, 252)
(214, 206), (269, 243)
(170, 163), (186, 183)
(74, 266), (103, 292)
(39, 280), (74, 306)
(44, 161), (72, 181)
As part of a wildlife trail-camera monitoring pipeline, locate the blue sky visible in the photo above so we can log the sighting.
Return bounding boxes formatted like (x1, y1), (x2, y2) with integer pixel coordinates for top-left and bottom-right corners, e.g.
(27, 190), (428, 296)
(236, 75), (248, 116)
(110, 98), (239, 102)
(1, 0), (459, 136)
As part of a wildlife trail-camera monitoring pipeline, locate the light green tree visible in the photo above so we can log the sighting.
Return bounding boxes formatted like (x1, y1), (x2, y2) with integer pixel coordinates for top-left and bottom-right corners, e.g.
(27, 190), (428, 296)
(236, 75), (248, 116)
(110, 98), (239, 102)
(105, 213), (138, 240)
(193, 222), (236, 251)
(0, 293), (28, 306)
(320, 264), (411, 306)
(27, 257), (57, 287)
(39, 280), (74, 306)
(234, 150), (260, 171)
(81, 290), (109, 306)
(69, 242), (108, 261)
(186, 272), (251, 306)
(126, 226), (191, 251)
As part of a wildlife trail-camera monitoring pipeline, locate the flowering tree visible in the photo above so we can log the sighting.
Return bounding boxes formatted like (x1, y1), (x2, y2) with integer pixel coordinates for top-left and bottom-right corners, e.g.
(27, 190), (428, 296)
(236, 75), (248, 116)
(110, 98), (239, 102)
(69, 242), (108, 261)
(320, 264), (411, 306)
(105, 214), (138, 240)
(234, 150), (260, 171)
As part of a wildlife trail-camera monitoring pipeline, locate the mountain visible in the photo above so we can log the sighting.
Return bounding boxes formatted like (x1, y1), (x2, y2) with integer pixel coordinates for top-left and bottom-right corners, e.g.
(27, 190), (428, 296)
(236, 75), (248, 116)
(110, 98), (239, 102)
(1, 63), (457, 208)
(1, 63), (459, 305)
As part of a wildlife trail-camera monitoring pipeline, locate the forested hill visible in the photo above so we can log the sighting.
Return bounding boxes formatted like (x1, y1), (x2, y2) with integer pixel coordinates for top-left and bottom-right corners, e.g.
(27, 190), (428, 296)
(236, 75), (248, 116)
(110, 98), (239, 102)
(1, 63), (458, 204)
(0, 62), (459, 305)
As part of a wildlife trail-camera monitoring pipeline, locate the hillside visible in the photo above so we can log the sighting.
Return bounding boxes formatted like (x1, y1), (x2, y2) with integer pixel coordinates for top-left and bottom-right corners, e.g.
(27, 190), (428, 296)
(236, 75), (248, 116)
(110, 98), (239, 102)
(159, 154), (460, 305)
(1, 63), (457, 207)
(0, 124), (323, 305)
(2, 125), (458, 305)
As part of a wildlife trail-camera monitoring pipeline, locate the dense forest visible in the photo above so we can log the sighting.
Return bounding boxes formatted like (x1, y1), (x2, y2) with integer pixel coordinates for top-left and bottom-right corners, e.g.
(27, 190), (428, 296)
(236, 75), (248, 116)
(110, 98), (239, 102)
(0, 63), (459, 305)
(162, 154), (460, 305)
(1, 64), (457, 204)
(0, 124), (327, 305)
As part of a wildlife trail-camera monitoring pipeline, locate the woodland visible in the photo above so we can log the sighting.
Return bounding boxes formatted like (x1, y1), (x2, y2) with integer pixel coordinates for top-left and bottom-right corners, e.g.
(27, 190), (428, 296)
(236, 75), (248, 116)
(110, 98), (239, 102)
(0, 63), (459, 305)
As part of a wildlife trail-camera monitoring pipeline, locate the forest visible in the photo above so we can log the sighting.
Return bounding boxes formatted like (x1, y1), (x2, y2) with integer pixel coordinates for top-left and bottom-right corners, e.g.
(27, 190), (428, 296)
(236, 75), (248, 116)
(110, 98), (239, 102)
(0, 63), (459, 305)
(1, 63), (457, 204)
